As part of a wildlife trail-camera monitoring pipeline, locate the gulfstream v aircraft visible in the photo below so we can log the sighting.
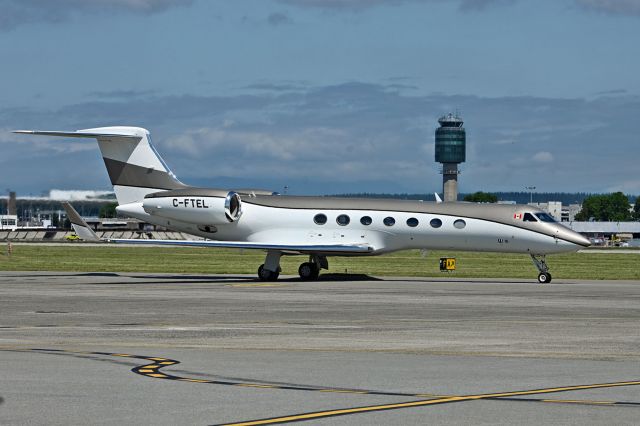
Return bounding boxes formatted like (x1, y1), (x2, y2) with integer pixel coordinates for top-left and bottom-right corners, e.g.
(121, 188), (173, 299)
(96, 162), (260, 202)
(15, 126), (590, 283)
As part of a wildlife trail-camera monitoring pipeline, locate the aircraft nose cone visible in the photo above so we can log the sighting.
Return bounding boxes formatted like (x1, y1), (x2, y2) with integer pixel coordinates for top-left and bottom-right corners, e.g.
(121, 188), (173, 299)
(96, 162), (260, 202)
(558, 228), (591, 247)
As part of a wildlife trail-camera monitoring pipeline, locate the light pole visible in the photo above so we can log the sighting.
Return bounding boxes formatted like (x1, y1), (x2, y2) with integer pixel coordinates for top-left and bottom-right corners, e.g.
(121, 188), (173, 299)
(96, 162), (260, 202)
(525, 186), (536, 204)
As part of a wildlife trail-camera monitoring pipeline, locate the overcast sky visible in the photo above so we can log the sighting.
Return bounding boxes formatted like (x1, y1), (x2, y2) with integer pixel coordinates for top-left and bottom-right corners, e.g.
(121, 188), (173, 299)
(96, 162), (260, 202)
(1, 0), (638, 196)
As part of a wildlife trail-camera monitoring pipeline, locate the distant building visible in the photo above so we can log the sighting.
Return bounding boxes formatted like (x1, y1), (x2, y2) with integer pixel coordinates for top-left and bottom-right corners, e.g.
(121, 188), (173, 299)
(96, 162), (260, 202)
(0, 215), (18, 231)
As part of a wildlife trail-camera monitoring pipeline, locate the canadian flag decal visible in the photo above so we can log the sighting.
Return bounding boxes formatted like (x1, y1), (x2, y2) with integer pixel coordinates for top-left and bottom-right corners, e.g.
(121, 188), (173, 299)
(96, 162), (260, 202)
(513, 213), (523, 220)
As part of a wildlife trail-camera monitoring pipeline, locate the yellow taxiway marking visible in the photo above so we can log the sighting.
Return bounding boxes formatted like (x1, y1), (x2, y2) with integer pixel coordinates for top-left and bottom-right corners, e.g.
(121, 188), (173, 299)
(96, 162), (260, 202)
(223, 380), (640, 426)
(6, 348), (637, 425)
(229, 283), (288, 288)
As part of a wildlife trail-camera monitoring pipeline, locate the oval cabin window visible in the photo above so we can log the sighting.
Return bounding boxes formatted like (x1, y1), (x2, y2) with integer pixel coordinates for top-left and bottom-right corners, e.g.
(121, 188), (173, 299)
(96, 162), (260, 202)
(336, 214), (350, 226)
(314, 214), (327, 225)
(430, 218), (442, 228)
(453, 219), (466, 229)
(406, 218), (419, 227)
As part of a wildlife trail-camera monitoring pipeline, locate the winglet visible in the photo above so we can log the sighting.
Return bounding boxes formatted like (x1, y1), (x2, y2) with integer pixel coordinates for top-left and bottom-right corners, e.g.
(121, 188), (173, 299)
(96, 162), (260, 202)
(434, 193), (443, 203)
(62, 202), (101, 242)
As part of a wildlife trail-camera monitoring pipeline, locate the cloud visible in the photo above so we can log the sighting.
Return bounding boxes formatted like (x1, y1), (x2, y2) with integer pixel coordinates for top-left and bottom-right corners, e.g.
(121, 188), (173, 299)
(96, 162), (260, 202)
(574, 0), (640, 16)
(458, 0), (516, 11)
(243, 82), (309, 92)
(3, 83), (640, 195)
(277, 0), (513, 12)
(267, 12), (293, 26)
(0, 0), (193, 31)
(88, 89), (158, 100)
(279, 0), (640, 16)
(532, 151), (554, 163)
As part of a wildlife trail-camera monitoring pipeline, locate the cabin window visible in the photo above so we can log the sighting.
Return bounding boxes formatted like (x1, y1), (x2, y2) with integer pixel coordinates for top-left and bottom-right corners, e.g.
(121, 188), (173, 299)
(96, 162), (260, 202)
(383, 217), (396, 227)
(360, 216), (372, 226)
(535, 213), (556, 223)
(523, 213), (538, 222)
(336, 214), (350, 226)
(314, 214), (327, 225)
(453, 219), (466, 229)
(430, 218), (442, 228)
(406, 217), (419, 227)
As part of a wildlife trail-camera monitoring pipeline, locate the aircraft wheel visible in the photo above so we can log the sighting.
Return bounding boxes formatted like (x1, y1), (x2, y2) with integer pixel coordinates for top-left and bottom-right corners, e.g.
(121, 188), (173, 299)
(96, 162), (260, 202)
(258, 264), (279, 281)
(298, 262), (319, 281)
(537, 272), (551, 284)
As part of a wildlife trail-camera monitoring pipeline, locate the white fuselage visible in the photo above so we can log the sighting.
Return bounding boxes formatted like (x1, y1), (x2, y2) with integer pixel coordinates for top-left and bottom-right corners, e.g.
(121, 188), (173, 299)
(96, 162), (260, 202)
(118, 196), (585, 256)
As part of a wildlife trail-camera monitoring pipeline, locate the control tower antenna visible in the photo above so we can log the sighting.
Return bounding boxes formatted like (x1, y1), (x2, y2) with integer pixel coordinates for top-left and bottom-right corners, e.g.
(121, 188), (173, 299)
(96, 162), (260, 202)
(435, 112), (466, 202)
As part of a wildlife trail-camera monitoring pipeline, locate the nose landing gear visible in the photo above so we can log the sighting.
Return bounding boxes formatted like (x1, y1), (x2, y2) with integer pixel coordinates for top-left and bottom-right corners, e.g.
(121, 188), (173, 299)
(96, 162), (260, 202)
(530, 254), (552, 283)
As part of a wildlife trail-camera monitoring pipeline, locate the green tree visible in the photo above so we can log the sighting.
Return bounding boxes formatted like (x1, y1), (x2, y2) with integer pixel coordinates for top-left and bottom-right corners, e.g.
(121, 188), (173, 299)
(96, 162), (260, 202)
(575, 192), (632, 221)
(99, 202), (118, 218)
(463, 191), (498, 203)
(634, 197), (640, 220)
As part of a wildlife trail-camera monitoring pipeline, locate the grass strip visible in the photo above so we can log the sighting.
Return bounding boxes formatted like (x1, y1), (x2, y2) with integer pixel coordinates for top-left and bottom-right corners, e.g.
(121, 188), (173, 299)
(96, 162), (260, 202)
(0, 245), (638, 280)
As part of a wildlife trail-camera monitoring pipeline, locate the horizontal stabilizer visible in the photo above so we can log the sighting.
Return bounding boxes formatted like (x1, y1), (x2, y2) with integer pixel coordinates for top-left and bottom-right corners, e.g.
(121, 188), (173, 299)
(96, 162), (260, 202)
(13, 130), (140, 139)
(62, 202), (101, 242)
(110, 239), (374, 254)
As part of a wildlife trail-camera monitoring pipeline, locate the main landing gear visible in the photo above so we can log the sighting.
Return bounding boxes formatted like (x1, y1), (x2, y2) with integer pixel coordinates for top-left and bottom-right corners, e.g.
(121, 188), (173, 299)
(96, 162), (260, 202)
(530, 254), (552, 284)
(257, 251), (328, 281)
(298, 262), (319, 281)
(299, 254), (328, 281)
(258, 250), (282, 281)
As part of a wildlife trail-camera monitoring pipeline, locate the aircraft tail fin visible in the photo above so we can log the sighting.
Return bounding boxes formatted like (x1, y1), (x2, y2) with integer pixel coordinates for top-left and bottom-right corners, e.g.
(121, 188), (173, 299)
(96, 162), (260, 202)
(62, 202), (101, 242)
(14, 127), (186, 205)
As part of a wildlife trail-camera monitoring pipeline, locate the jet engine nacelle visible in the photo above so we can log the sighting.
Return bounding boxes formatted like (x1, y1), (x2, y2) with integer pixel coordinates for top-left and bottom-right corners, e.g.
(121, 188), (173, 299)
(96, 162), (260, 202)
(142, 191), (242, 225)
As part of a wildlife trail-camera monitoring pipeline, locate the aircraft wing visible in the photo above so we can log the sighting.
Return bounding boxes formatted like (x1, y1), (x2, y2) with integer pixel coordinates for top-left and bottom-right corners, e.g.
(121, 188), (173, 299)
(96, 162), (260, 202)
(109, 238), (374, 254)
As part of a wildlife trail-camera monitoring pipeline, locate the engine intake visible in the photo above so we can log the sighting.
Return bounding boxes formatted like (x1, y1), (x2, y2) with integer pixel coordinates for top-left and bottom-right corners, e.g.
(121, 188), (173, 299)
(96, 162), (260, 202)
(224, 191), (242, 222)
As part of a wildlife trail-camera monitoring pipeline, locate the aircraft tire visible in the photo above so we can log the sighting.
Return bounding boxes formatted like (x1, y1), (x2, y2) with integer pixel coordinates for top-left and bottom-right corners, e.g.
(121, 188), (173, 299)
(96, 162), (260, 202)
(537, 272), (551, 284)
(298, 262), (319, 281)
(258, 264), (279, 281)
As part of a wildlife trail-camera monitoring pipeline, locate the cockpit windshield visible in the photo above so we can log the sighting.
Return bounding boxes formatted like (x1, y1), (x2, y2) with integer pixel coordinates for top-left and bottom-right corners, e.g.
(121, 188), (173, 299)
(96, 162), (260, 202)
(523, 212), (537, 222)
(535, 212), (556, 223)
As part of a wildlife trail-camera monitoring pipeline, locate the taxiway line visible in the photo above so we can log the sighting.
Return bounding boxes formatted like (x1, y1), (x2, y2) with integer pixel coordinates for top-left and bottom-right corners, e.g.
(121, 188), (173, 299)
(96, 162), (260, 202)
(11, 348), (640, 425)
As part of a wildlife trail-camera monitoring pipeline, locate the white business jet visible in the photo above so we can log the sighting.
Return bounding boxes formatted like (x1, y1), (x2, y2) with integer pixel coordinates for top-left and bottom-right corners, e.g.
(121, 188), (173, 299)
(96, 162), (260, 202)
(15, 127), (590, 283)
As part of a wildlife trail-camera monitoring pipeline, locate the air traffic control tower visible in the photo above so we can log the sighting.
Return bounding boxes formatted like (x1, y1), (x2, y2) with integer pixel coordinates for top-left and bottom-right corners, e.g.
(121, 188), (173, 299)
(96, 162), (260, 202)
(435, 113), (466, 202)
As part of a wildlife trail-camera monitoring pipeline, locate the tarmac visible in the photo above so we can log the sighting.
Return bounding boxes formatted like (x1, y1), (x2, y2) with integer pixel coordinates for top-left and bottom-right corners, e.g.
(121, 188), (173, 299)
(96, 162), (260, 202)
(1, 271), (639, 425)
